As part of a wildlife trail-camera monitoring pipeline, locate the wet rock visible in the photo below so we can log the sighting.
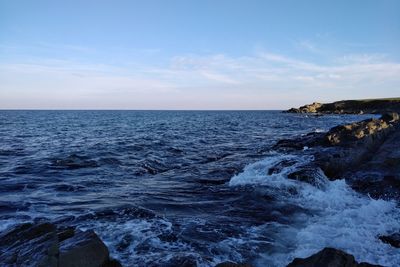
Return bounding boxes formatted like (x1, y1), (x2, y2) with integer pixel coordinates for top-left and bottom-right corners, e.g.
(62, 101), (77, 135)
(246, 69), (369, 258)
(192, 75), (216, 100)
(163, 254), (198, 267)
(379, 233), (400, 248)
(52, 154), (98, 169)
(0, 222), (121, 267)
(287, 165), (327, 188)
(215, 261), (252, 267)
(275, 113), (400, 191)
(0, 223), (58, 267)
(274, 132), (324, 151)
(57, 227), (76, 242)
(59, 229), (109, 267)
(286, 247), (382, 267)
(268, 159), (297, 175)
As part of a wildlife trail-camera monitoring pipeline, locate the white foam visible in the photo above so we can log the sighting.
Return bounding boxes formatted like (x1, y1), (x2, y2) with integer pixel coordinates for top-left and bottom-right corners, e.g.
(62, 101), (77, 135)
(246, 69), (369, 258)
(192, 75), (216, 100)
(229, 153), (400, 267)
(80, 217), (201, 266)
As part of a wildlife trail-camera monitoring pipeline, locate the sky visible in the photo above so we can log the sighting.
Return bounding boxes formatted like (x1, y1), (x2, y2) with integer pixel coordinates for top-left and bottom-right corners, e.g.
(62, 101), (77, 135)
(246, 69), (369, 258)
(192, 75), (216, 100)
(0, 0), (399, 110)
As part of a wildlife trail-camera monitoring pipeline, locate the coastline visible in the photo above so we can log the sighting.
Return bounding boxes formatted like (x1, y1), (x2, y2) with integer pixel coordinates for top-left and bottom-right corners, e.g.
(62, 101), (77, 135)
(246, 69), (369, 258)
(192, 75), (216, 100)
(285, 98), (400, 115)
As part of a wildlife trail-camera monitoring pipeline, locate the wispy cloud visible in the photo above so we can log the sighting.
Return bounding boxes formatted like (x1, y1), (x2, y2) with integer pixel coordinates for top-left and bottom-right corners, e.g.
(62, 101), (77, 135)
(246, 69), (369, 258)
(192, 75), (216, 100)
(1, 50), (399, 109)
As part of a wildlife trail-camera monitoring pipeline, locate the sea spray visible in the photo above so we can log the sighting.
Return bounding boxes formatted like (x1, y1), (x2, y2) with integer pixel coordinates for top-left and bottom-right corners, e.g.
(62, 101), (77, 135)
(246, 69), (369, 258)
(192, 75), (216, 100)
(229, 152), (400, 267)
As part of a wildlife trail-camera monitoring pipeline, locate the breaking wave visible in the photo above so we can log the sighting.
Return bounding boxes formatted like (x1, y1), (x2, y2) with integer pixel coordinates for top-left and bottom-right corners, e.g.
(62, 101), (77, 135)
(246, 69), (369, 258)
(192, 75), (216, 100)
(229, 153), (400, 267)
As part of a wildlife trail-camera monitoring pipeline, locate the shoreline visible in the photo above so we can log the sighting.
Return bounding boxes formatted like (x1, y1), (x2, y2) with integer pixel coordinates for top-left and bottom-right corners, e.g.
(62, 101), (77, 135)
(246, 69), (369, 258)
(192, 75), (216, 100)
(285, 98), (400, 115)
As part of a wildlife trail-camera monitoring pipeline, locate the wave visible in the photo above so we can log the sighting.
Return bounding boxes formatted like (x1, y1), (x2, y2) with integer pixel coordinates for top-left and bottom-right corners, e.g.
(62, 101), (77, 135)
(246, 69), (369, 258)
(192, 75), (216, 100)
(229, 152), (400, 267)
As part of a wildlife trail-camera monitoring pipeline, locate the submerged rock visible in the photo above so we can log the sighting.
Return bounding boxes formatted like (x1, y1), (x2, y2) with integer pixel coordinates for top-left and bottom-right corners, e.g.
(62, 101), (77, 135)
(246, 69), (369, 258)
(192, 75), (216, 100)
(215, 261), (252, 267)
(379, 233), (400, 248)
(0, 222), (121, 267)
(286, 247), (382, 267)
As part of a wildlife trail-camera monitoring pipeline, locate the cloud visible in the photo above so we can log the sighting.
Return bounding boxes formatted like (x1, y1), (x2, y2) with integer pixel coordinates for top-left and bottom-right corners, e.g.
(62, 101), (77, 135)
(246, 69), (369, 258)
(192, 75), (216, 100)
(0, 50), (399, 109)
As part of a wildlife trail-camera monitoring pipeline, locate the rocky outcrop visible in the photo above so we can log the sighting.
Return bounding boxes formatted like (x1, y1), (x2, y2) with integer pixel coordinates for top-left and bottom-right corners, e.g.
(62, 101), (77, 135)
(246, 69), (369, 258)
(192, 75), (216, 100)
(287, 102), (323, 113)
(0, 222), (121, 267)
(379, 233), (400, 248)
(274, 113), (400, 200)
(285, 98), (400, 114)
(286, 248), (382, 267)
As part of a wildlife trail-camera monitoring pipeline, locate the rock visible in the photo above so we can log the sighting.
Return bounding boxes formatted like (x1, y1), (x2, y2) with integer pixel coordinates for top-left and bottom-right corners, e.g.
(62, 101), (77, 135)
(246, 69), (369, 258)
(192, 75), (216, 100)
(59, 229), (110, 267)
(273, 132), (324, 151)
(0, 222), (122, 267)
(285, 102), (322, 113)
(275, 113), (400, 187)
(286, 247), (382, 267)
(381, 112), (399, 122)
(215, 261), (252, 267)
(287, 165), (328, 188)
(379, 233), (400, 248)
(163, 254), (198, 267)
(324, 114), (397, 146)
(285, 98), (400, 114)
(0, 223), (58, 267)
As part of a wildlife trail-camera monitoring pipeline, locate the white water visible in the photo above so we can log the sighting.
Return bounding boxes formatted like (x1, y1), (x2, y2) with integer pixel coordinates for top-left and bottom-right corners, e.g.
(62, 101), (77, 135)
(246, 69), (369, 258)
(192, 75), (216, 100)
(229, 153), (400, 267)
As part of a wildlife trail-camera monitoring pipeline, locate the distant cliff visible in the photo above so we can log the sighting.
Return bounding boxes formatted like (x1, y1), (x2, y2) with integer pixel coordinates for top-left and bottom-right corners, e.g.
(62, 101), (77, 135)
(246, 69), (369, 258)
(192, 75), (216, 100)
(286, 98), (400, 114)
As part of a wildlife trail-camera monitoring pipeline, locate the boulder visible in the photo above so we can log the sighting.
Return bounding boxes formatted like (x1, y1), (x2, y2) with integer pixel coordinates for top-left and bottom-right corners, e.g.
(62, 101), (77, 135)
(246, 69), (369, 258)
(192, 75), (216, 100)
(59, 229), (110, 267)
(286, 248), (382, 267)
(379, 233), (400, 248)
(0, 223), (58, 267)
(0, 222), (122, 267)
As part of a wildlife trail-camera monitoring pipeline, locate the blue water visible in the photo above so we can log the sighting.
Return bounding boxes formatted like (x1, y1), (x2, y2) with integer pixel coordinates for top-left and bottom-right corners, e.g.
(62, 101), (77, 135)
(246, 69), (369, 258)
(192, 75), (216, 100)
(0, 111), (398, 266)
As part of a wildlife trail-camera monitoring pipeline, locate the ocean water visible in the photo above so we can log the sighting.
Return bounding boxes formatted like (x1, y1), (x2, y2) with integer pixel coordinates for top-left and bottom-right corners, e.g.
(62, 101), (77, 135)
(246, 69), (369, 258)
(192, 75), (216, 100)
(0, 110), (398, 266)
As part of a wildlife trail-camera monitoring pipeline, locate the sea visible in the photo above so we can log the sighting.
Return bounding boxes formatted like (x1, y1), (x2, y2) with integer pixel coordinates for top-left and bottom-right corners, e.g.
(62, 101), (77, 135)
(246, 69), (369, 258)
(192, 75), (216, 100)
(0, 110), (399, 266)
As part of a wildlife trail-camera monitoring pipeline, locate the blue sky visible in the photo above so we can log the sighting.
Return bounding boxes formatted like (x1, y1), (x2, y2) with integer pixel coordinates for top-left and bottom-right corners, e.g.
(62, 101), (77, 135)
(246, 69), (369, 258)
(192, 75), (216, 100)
(0, 0), (399, 109)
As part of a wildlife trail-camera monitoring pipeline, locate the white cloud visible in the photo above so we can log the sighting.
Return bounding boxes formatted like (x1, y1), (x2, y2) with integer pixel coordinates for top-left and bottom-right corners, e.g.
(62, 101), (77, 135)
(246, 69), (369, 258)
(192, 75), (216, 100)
(0, 51), (399, 109)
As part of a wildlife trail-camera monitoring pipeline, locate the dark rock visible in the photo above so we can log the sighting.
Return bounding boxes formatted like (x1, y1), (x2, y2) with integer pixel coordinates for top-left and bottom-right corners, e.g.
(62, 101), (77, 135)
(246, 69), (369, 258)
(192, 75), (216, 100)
(57, 227), (76, 242)
(275, 113), (400, 190)
(59, 229), (109, 267)
(379, 233), (400, 248)
(268, 159), (297, 175)
(0, 222), (121, 267)
(381, 112), (399, 122)
(104, 258), (123, 267)
(287, 165), (327, 188)
(286, 247), (382, 267)
(0, 223), (58, 267)
(163, 254), (198, 267)
(215, 261), (252, 267)
(273, 132), (324, 151)
(285, 98), (400, 114)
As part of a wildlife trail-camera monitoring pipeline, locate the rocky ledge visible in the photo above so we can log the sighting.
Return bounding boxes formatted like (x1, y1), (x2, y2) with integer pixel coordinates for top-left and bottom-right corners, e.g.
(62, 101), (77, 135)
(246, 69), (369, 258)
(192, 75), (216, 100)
(0, 222), (121, 267)
(270, 112), (400, 267)
(285, 98), (400, 114)
(287, 248), (382, 267)
(274, 112), (400, 200)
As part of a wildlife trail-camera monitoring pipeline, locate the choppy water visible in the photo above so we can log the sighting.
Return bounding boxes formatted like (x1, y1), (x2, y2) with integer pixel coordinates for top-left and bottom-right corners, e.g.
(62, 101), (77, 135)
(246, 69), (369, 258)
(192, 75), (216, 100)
(0, 111), (398, 266)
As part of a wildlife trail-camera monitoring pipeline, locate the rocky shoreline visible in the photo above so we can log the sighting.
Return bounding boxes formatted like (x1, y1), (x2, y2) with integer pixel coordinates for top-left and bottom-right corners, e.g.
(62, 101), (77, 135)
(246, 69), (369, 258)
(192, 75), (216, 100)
(274, 112), (400, 200)
(271, 111), (400, 267)
(285, 98), (400, 115)
(1, 110), (399, 267)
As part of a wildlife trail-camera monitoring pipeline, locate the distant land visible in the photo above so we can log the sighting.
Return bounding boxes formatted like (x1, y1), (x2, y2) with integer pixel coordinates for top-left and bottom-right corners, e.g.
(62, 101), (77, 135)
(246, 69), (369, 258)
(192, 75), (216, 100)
(286, 97), (400, 114)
